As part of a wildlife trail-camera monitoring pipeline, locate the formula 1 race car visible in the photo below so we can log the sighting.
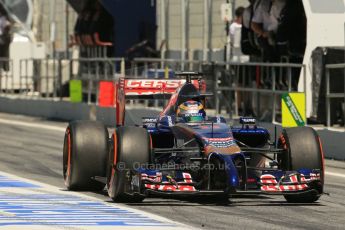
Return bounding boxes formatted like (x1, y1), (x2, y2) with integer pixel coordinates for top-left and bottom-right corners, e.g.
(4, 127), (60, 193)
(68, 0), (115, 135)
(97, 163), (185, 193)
(63, 72), (324, 203)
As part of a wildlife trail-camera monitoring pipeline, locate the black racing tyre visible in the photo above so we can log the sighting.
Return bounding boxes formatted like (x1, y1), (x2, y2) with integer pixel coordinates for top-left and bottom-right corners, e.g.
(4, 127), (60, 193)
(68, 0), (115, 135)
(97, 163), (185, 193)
(107, 126), (151, 202)
(279, 126), (324, 203)
(63, 121), (109, 191)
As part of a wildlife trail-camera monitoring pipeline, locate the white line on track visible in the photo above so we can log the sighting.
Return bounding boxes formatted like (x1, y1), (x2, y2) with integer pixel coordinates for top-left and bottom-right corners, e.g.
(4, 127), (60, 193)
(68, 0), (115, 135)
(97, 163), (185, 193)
(325, 171), (345, 178)
(0, 118), (66, 132)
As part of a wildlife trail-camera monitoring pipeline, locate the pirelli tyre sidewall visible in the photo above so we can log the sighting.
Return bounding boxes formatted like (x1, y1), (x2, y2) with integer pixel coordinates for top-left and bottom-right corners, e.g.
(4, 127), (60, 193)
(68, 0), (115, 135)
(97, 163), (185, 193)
(63, 121), (108, 191)
(279, 126), (324, 203)
(107, 126), (150, 202)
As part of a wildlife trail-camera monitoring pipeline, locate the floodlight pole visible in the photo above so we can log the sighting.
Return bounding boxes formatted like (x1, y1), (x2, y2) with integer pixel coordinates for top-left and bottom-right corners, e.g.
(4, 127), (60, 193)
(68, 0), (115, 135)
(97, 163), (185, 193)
(64, 0), (69, 59)
(160, 0), (166, 62)
(181, 0), (186, 70)
(203, 0), (209, 61)
(203, 0), (212, 62)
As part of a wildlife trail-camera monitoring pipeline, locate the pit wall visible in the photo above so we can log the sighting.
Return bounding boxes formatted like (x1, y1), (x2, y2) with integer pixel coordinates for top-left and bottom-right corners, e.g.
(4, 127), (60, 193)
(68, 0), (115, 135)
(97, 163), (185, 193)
(0, 97), (116, 127)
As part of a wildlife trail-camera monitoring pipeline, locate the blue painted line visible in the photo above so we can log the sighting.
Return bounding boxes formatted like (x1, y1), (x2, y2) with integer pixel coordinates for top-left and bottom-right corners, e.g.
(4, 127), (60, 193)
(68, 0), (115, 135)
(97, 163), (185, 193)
(1, 209), (132, 213)
(0, 222), (169, 226)
(11, 214), (140, 218)
(0, 178), (40, 188)
(0, 174), (175, 227)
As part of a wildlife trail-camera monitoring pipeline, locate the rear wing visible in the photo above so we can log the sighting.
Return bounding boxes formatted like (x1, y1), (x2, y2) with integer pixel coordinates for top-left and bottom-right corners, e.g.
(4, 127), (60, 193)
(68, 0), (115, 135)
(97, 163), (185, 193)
(115, 78), (205, 126)
(123, 78), (203, 97)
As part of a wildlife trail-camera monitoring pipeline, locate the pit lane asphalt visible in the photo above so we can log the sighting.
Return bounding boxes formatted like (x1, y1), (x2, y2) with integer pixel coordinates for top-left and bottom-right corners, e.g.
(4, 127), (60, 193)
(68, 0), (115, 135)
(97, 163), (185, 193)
(0, 111), (345, 230)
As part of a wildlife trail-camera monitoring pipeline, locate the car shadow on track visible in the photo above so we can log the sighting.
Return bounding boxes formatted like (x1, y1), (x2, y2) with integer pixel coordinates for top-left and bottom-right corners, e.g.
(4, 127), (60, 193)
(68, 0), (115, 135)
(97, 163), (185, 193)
(119, 195), (270, 207)
(120, 195), (324, 207)
(228, 200), (325, 207)
(63, 189), (324, 208)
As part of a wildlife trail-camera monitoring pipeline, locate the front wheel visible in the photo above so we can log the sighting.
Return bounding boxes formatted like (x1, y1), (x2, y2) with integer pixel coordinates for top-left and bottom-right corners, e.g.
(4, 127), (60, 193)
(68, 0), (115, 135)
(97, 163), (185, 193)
(107, 126), (151, 202)
(279, 126), (324, 203)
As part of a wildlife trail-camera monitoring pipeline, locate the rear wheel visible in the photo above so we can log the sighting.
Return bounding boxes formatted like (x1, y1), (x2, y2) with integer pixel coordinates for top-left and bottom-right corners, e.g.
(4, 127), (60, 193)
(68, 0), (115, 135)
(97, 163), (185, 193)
(107, 126), (151, 202)
(279, 127), (324, 203)
(63, 121), (108, 191)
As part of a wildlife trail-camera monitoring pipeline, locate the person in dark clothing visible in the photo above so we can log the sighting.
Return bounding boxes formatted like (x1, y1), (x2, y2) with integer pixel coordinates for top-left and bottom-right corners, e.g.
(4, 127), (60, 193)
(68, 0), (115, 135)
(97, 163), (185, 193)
(89, 1), (114, 57)
(251, 0), (286, 62)
(125, 21), (158, 60)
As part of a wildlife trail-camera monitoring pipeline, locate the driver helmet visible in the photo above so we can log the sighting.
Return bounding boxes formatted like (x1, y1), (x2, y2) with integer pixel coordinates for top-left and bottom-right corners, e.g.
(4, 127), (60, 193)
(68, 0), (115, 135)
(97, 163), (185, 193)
(176, 100), (206, 122)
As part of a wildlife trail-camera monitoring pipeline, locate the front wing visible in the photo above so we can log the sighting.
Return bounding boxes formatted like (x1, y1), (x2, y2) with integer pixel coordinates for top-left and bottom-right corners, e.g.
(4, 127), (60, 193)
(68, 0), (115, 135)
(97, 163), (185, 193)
(137, 169), (322, 196)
